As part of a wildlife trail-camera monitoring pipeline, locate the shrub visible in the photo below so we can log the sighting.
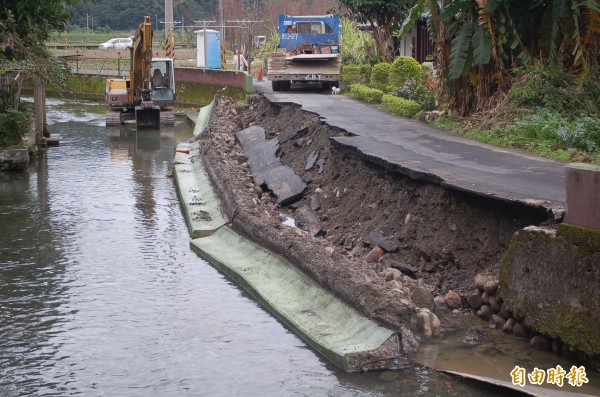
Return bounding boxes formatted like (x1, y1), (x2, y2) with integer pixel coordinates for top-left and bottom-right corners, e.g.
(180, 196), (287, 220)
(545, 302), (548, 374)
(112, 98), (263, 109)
(509, 64), (600, 115)
(342, 64), (372, 86)
(382, 94), (421, 118)
(388, 56), (423, 93)
(0, 110), (30, 148)
(350, 84), (384, 104)
(370, 62), (392, 92)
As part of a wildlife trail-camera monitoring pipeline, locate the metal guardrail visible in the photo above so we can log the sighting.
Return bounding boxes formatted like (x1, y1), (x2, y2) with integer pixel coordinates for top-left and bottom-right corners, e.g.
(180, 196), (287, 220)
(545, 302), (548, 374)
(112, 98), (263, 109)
(58, 55), (130, 77)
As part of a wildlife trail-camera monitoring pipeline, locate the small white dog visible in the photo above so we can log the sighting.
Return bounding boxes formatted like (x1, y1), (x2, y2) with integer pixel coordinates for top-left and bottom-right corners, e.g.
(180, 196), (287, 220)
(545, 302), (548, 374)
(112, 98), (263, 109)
(331, 86), (341, 95)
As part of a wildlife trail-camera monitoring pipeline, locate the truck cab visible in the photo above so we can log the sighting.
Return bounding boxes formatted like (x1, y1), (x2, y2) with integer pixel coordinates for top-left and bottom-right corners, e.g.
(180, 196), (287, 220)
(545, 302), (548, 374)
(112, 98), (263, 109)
(267, 14), (341, 91)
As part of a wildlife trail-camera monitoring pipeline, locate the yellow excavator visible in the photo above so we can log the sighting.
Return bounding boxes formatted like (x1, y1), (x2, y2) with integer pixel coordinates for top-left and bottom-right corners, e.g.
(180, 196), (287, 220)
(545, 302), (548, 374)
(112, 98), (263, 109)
(105, 16), (176, 129)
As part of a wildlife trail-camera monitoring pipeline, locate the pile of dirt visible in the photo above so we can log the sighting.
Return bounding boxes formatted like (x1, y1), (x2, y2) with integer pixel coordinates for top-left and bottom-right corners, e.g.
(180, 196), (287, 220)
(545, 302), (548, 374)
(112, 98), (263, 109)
(195, 93), (549, 354)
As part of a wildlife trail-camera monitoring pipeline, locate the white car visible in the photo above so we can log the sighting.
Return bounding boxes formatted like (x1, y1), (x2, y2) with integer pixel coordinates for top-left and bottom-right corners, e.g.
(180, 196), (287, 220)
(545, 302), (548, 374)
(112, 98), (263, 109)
(99, 38), (133, 50)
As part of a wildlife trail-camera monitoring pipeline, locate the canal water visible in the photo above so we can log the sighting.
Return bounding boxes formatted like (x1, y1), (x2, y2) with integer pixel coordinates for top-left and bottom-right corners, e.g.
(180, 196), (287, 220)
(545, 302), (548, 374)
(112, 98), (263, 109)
(0, 98), (586, 396)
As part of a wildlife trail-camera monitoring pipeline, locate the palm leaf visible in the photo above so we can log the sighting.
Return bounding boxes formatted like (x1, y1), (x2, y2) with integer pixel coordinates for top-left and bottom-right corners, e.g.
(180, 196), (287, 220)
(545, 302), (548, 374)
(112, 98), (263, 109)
(449, 21), (474, 79)
(473, 24), (493, 64)
(441, 0), (474, 21)
(554, 0), (573, 18)
(484, 0), (503, 12)
(399, 0), (426, 38)
(541, 3), (560, 62)
(573, 0), (600, 13)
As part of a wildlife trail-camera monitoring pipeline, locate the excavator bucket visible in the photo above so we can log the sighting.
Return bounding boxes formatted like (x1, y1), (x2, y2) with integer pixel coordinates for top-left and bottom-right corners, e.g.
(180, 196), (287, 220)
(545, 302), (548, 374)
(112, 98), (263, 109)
(135, 106), (161, 129)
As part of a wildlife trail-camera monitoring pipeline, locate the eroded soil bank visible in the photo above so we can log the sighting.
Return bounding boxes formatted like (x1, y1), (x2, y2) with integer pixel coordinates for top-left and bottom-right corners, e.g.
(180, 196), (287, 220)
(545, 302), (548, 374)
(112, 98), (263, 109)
(195, 93), (553, 358)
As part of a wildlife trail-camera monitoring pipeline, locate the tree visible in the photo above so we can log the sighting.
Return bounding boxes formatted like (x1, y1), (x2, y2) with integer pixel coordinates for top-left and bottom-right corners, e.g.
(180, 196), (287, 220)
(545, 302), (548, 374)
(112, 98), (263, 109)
(1, 0), (74, 90)
(338, 0), (413, 62)
(401, 0), (600, 115)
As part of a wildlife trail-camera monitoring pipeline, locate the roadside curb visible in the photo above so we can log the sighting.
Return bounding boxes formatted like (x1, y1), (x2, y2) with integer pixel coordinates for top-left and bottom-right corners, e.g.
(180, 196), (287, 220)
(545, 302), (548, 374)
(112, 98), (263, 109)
(173, 104), (403, 372)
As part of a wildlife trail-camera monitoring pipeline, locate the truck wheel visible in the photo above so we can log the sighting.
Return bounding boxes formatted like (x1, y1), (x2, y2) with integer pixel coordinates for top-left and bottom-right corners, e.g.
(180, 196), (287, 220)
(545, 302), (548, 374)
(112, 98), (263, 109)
(321, 81), (331, 90)
(272, 81), (282, 91)
(281, 81), (291, 91)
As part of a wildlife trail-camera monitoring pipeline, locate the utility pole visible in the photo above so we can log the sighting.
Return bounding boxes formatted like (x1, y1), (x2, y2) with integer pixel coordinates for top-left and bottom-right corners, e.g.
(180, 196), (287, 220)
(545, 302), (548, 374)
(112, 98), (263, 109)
(165, 0), (173, 40)
(218, 0), (225, 42)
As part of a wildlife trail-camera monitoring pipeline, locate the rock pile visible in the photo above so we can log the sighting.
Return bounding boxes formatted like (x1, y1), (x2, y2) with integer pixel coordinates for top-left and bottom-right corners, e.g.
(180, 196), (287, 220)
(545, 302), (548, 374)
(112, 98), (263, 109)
(461, 274), (580, 359)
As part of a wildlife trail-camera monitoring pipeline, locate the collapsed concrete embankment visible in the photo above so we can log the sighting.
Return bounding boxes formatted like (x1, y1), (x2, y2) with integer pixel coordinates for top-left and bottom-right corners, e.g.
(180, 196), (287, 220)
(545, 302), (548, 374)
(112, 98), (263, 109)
(194, 92), (599, 368)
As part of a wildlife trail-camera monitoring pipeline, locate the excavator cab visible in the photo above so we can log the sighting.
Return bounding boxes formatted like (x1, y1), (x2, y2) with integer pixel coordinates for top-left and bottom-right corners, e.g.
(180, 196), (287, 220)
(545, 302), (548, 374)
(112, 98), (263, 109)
(150, 58), (176, 105)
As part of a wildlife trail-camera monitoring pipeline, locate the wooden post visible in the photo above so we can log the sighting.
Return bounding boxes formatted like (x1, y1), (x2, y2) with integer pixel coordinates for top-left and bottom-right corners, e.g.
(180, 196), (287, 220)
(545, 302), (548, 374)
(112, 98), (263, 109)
(33, 75), (48, 152)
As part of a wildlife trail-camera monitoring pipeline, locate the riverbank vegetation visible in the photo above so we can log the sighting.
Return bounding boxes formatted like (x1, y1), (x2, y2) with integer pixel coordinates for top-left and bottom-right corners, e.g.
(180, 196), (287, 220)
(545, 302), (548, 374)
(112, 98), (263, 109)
(0, 0), (74, 150)
(339, 1), (600, 164)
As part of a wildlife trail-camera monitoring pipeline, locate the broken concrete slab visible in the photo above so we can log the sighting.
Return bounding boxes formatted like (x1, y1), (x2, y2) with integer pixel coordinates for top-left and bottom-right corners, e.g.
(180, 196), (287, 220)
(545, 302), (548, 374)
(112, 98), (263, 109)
(305, 149), (320, 171)
(236, 125), (306, 205)
(363, 227), (399, 252)
(296, 204), (326, 237)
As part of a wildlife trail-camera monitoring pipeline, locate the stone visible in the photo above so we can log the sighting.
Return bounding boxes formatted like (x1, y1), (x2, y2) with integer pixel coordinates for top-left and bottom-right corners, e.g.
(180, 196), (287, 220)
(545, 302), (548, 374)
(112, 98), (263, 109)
(381, 258), (417, 279)
(491, 314), (505, 329)
(444, 290), (462, 309)
(411, 281), (434, 312)
(498, 302), (512, 320)
(483, 280), (499, 295)
(433, 295), (448, 311)
(503, 318), (515, 334)
(305, 149), (320, 171)
(429, 311), (441, 337)
(512, 322), (531, 338)
(317, 158), (325, 174)
(481, 291), (490, 304)
(467, 289), (483, 309)
(383, 268), (402, 281)
(477, 305), (493, 321)
(488, 294), (502, 312)
(362, 228), (398, 253)
(530, 335), (550, 351)
(295, 205), (326, 237)
(474, 274), (491, 291)
(416, 309), (433, 339)
(364, 246), (385, 264)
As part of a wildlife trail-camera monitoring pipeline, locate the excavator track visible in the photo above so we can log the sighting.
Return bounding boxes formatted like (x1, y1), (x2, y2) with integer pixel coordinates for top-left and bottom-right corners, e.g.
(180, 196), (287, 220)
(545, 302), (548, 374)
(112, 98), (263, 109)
(106, 110), (122, 126)
(160, 110), (175, 126)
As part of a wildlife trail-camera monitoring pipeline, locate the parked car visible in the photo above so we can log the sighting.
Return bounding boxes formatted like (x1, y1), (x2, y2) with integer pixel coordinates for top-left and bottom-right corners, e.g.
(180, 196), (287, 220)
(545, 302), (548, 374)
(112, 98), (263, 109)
(99, 38), (133, 50)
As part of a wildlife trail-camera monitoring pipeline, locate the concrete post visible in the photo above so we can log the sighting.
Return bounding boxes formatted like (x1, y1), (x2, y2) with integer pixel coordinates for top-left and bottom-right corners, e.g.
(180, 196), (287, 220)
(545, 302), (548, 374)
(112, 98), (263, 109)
(565, 163), (600, 230)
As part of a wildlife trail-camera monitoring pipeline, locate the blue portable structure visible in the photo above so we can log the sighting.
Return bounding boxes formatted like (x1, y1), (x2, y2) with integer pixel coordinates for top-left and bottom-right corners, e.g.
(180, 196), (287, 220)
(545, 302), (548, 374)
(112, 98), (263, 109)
(195, 29), (221, 69)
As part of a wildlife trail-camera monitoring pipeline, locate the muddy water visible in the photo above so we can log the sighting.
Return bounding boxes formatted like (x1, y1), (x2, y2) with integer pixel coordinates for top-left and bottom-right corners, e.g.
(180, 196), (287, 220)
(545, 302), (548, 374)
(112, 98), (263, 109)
(0, 98), (591, 396)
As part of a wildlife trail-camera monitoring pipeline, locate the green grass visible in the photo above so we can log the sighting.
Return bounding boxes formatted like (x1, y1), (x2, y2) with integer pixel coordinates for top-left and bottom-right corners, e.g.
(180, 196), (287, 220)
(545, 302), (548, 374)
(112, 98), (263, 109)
(429, 115), (462, 132)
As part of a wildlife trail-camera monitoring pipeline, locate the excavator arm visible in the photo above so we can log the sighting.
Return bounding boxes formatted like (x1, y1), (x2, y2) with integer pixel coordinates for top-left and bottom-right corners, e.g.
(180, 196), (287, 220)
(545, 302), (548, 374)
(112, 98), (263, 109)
(129, 16), (160, 129)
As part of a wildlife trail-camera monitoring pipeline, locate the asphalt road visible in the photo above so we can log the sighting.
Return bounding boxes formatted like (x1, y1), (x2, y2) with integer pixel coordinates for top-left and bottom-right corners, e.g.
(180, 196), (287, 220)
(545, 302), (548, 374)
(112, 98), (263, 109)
(254, 80), (566, 214)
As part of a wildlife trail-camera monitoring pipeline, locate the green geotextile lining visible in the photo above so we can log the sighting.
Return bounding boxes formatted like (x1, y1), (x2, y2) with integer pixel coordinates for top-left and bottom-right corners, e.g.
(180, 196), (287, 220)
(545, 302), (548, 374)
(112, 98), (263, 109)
(193, 100), (214, 136)
(190, 226), (397, 372)
(174, 141), (228, 237)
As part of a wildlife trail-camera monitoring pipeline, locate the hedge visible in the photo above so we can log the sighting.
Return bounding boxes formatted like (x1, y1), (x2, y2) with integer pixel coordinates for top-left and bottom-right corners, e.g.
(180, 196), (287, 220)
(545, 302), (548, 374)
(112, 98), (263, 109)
(382, 94), (421, 118)
(388, 56), (423, 92)
(350, 84), (384, 104)
(370, 62), (392, 92)
(342, 64), (372, 86)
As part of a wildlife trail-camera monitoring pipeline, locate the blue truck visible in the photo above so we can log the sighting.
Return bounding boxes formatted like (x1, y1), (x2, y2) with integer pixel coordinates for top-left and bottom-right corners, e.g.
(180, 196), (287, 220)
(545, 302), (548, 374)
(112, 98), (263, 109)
(267, 14), (341, 91)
